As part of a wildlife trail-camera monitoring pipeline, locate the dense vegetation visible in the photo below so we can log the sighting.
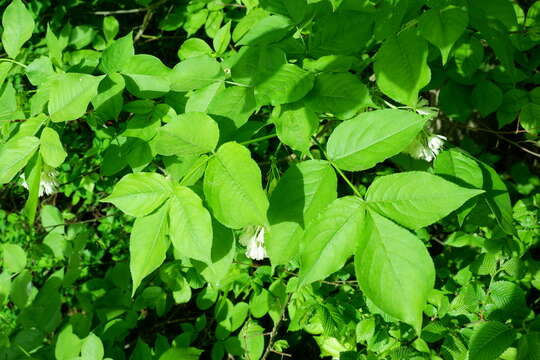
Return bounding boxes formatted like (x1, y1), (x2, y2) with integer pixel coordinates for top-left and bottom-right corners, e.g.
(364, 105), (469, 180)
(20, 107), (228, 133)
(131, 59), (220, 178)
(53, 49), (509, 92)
(0, 0), (539, 359)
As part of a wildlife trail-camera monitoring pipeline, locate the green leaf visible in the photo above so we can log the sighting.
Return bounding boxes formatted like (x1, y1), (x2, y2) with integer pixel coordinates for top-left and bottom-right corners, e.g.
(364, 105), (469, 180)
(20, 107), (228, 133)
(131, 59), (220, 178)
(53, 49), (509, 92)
(91, 73), (125, 121)
(101, 172), (173, 217)
(237, 14), (293, 46)
(55, 325), (82, 360)
(274, 102), (318, 153)
(213, 21), (231, 56)
(103, 16), (119, 42)
(81, 333), (104, 360)
(374, 28), (431, 106)
(298, 196), (364, 286)
(207, 86), (257, 136)
(100, 32), (134, 74)
(48, 73), (104, 122)
(309, 10), (373, 57)
(154, 112), (219, 157)
(178, 38), (212, 60)
(355, 210), (435, 333)
(122, 54), (171, 99)
(169, 185), (213, 264)
(520, 103), (540, 135)
(267, 160), (337, 266)
(171, 55), (223, 92)
(327, 109), (426, 171)
(130, 202), (170, 296)
(39, 127), (67, 168)
(517, 332), (540, 360)
(0, 82), (21, 121)
(239, 321), (265, 359)
(259, 0), (307, 23)
(366, 171), (484, 230)
(204, 142), (269, 229)
(26, 56), (54, 86)
(305, 72), (372, 120)
(2, 243), (27, 273)
(434, 149), (483, 189)
(418, 6), (468, 64)
(0, 135), (40, 184)
(468, 321), (515, 360)
(255, 63), (314, 106)
(159, 347), (203, 360)
(478, 161), (514, 234)
(471, 80), (503, 117)
(1, 0), (35, 58)
(22, 153), (41, 224)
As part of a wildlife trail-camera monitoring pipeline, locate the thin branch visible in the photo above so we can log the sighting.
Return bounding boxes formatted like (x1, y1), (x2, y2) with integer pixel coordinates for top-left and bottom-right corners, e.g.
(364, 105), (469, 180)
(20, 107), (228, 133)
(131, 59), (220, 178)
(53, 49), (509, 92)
(93, 8), (146, 15)
(261, 293), (293, 360)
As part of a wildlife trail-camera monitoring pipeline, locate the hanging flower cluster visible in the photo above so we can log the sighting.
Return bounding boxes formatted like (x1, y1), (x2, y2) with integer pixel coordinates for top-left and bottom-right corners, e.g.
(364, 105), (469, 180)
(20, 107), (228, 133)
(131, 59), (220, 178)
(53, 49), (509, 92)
(21, 167), (59, 197)
(245, 226), (267, 261)
(404, 131), (447, 162)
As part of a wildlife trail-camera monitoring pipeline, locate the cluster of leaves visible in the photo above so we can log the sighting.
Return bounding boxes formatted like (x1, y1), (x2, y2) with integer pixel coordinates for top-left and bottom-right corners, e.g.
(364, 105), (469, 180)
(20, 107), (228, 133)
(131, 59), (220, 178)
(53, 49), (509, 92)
(0, 0), (539, 359)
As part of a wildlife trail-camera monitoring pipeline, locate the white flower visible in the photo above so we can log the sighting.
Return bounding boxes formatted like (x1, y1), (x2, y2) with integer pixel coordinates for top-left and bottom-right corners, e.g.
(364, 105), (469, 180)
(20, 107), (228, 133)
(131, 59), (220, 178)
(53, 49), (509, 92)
(246, 226), (267, 261)
(21, 167), (59, 197)
(404, 132), (447, 162)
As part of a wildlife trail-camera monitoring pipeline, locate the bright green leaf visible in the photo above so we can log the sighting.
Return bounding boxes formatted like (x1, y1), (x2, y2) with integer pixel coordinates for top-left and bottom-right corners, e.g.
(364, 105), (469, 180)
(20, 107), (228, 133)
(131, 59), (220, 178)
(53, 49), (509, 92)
(418, 6), (469, 64)
(48, 73), (104, 122)
(1, 0), (35, 58)
(169, 185), (213, 264)
(130, 202), (170, 296)
(2, 243), (27, 273)
(204, 142), (269, 229)
(154, 112), (219, 157)
(0, 135), (40, 184)
(366, 171), (484, 229)
(266, 160), (337, 266)
(171, 55), (223, 92)
(298, 196), (364, 286)
(355, 210), (435, 333)
(374, 28), (431, 106)
(274, 102), (318, 153)
(100, 32), (134, 74)
(40, 127), (67, 168)
(327, 109), (426, 171)
(468, 321), (516, 360)
(101, 172), (173, 217)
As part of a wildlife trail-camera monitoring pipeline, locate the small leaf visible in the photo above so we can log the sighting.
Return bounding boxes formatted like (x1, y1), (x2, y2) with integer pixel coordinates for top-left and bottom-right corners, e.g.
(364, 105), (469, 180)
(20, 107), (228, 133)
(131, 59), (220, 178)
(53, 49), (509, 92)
(274, 102), (319, 153)
(154, 112), (219, 157)
(305, 72), (372, 120)
(101, 172), (173, 217)
(520, 103), (540, 135)
(81, 333), (104, 360)
(298, 196), (364, 286)
(130, 203), (170, 296)
(374, 27), (431, 106)
(48, 73), (104, 122)
(267, 160), (337, 266)
(327, 109), (426, 171)
(472, 80), (503, 117)
(255, 63), (314, 106)
(122, 54), (171, 99)
(171, 55), (223, 92)
(204, 142), (269, 229)
(0, 135), (40, 184)
(169, 185), (213, 264)
(103, 16), (119, 42)
(40, 127), (67, 168)
(468, 321), (515, 360)
(237, 14), (293, 46)
(355, 210), (435, 333)
(2, 243), (27, 273)
(1, 0), (35, 58)
(366, 171), (484, 229)
(418, 6), (469, 64)
(213, 21), (231, 56)
(100, 32), (134, 74)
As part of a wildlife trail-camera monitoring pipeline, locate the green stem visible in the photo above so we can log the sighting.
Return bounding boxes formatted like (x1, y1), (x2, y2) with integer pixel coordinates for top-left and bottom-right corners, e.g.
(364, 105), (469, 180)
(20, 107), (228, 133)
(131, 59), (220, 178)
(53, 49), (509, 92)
(240, 133), (278, 146)
(312, 136), (363, 198)
(0, 58), (27, 68)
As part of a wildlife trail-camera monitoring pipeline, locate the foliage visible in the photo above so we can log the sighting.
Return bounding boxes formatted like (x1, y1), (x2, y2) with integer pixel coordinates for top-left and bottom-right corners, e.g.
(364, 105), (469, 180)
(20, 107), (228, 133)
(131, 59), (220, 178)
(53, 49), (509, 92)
(0, 0), (539, 359)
